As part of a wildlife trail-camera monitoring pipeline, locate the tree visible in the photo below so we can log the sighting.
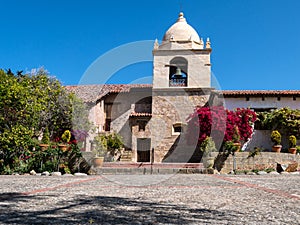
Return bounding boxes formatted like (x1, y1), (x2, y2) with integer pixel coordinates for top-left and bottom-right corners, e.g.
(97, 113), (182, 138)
(0, 68), (91, 174)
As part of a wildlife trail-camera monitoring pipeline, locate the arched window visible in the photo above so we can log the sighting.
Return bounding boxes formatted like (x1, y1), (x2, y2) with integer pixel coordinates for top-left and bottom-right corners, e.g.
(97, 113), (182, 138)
(169, 57), (188, 87)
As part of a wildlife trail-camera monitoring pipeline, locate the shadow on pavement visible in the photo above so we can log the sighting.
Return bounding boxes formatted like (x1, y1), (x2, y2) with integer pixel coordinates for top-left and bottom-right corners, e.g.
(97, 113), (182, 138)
(0, 192), (244, 224)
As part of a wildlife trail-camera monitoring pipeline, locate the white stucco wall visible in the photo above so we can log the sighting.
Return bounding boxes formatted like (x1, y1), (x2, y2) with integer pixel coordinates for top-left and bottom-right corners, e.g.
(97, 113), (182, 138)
(153, 50), (211, 88)
(224, 97), (300, 110)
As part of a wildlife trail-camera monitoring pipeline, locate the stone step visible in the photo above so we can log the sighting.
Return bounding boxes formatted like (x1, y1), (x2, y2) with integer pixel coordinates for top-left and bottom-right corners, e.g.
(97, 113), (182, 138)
(102, 162), (203, 168)
(120, 150), (133, 162)
(95, 166), (211, 175)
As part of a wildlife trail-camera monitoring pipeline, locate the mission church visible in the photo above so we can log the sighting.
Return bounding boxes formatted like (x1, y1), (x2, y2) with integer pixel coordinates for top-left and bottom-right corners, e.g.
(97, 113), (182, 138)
(66, 12), (300, 163)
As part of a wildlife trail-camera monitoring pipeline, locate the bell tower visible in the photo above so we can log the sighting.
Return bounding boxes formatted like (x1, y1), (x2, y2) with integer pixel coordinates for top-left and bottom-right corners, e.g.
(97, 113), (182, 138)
(151, 12), (213, 163)
(152, 12), (212, 89)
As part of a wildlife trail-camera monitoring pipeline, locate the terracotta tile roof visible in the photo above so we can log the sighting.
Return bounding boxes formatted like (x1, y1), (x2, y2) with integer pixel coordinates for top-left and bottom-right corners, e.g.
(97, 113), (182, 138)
(65, 84), (300, 103)
(129, 112), (152, 117)
(219, 90), (300, 97)
(65, 84), (152, 103)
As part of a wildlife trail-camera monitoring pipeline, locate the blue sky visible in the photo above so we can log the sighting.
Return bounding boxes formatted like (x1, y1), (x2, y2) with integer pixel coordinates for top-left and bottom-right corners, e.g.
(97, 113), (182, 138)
(0, 0), (300, 90)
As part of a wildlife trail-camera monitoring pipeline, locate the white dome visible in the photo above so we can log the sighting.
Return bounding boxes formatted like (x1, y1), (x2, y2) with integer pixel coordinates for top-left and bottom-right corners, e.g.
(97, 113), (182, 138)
(162, 12), (201, 43)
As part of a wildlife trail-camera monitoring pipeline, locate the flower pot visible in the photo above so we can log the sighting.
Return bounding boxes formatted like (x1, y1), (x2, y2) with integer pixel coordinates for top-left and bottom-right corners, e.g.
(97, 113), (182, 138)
(288, 147), (297, 154)
(39, 144), (49, 151)
(272, 145), (282, 153)
(58, 144), (68, 152)
(93, 156), (104, 168)
(203, 157), (214, 169)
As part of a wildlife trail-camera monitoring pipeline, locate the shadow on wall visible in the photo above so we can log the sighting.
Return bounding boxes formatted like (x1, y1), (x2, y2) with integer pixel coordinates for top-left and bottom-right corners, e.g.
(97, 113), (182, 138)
(162, 135), (203, 163)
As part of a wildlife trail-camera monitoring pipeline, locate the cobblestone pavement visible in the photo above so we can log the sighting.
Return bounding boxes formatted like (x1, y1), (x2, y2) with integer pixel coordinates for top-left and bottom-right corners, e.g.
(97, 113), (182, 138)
(0, 174), (299, 225)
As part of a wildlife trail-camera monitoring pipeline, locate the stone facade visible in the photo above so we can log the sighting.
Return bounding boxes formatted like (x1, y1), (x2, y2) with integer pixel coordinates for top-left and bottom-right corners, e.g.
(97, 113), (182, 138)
(151, 89), (211, 162)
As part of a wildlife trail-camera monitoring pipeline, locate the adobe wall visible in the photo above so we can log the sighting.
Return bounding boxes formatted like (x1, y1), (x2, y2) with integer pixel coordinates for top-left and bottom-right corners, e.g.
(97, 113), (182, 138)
(212, 152), (300, 174)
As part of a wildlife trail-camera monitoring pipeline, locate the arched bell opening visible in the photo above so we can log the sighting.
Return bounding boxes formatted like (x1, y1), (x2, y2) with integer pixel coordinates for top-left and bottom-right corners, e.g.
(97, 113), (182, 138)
(169, 57), (188, 87)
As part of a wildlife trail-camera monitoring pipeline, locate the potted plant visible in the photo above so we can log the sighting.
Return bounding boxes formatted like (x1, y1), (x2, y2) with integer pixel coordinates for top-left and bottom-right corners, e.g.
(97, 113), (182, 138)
(232, 125), (241, 152)
(288, 135), (297, 154)
(92, 135), (107, 168)
(200, 137), (217, 168)
(92, 148), (106, 168)
(271, 130), (282, 153)
(39, 127), (50, 151)
(106, 133), (124, 159)
(59, 130), (71, 151)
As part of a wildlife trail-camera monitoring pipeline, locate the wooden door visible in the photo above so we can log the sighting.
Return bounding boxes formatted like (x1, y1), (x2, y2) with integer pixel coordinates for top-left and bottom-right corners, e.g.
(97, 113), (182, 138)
(137, 138), (151, 162)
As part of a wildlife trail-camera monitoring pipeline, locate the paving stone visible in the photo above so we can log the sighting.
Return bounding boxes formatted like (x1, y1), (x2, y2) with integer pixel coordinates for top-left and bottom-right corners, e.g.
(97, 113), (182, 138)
(51, 172), (62, 176)
(30, 170), (36, 175)
(280, 171), (291, 175)
(257, 171), (268, 175)
(74, 172), (87, 176)
(41, 171), (50, 176)
(246, 172), (256, 175)
(269, 171), (280, 175)
(62, 174), (73, 176)
(0, 174), (299, 224)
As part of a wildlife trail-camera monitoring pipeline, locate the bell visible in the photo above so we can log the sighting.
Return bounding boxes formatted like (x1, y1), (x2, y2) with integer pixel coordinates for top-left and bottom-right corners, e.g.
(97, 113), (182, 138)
(174, 67), (182, 78)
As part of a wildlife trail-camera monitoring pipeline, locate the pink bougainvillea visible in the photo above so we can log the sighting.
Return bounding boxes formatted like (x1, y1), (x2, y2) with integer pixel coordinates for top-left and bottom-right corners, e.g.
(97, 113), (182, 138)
(234, 108), (257, 143)
(186, 106), (257, 146)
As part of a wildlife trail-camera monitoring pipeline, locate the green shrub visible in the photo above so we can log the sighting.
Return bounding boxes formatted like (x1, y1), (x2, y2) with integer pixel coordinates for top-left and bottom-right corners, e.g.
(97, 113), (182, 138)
(288, 135), (297, 148)
(224, 141), (239, 154)
(200, 137), (217, 157)
(271, 130), (281, 145)
(264, 167), (275, 173)
(93, 132), (124, 157)
(41, 127), (50, 144)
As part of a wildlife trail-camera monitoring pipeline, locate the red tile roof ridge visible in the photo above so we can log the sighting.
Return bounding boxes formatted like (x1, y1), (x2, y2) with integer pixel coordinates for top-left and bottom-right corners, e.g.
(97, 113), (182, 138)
(218, 90), (300, 95)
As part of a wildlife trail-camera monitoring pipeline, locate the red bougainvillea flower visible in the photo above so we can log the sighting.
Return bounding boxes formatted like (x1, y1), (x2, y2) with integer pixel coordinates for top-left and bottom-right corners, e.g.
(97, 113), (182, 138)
(186, 106), (257, 146)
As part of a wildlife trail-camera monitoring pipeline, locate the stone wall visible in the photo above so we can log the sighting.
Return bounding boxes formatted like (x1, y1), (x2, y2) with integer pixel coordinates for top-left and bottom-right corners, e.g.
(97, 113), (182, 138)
(152, 88), (211, 162)
(212, 152), (300, 174)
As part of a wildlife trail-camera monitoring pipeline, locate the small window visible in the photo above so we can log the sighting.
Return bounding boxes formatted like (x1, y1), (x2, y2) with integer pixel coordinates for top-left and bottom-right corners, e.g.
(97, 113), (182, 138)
(293, 96), (296, 101)
(138, 120), (147, 132)
(246, 96), (250, 101)
(172, 123), (184, 135)
(262, 96), (265, 101)
(174, 126), (182, 133)
(277, 96), (281, 101)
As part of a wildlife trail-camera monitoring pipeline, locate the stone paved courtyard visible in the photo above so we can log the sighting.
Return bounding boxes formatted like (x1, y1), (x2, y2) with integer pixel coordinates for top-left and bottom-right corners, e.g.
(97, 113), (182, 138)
(0, 174), (299, 224)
